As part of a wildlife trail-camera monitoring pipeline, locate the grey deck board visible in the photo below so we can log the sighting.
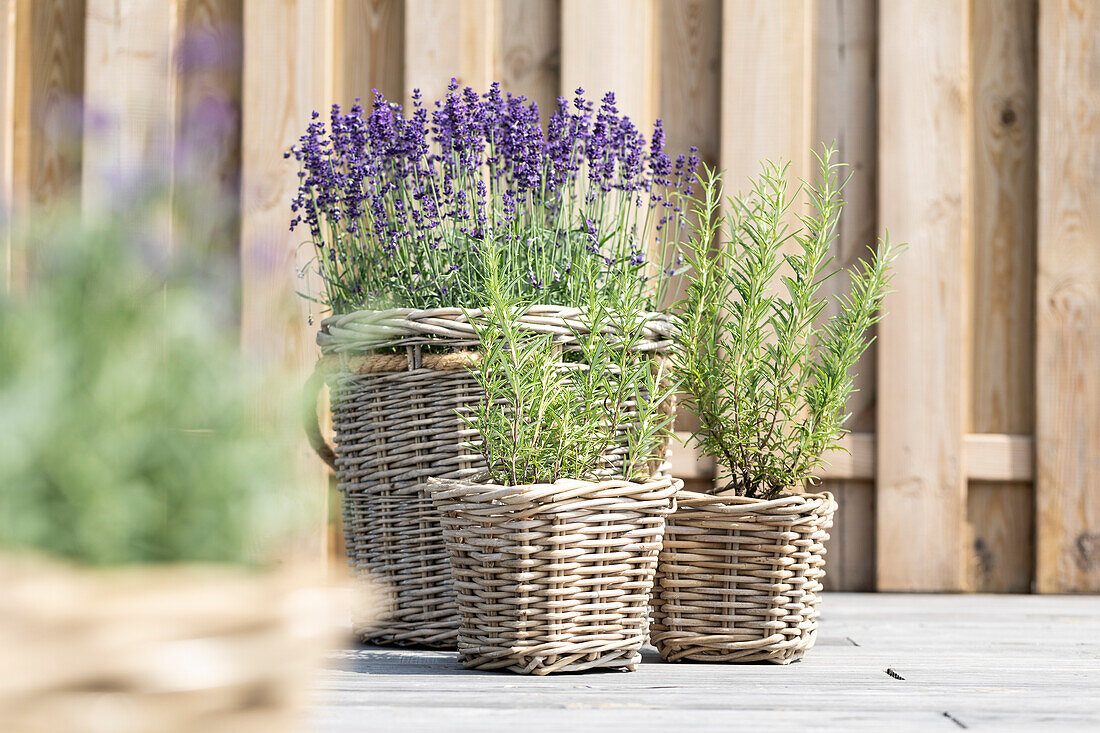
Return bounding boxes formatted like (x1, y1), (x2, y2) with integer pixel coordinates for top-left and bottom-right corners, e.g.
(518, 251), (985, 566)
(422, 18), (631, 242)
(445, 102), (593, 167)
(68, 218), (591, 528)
(311, 593), (1100, 732)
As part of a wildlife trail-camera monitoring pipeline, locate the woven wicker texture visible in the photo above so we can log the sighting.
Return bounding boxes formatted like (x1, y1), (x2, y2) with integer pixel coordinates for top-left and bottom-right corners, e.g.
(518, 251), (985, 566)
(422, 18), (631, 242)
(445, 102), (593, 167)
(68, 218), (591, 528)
(317, 306), (674, 353)
(650, 490), (837, 664)
(430, 476), (679, 675)
(0, 558), (350, 733)
(312, 307), (674, 649)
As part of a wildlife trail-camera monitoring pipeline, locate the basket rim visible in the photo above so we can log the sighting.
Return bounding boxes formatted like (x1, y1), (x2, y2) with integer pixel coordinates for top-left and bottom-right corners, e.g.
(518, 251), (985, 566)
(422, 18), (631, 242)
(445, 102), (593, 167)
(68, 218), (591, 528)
(673, 488), (837, 515)
(317, 305), (674, 353)
(428, 474), (680, 513)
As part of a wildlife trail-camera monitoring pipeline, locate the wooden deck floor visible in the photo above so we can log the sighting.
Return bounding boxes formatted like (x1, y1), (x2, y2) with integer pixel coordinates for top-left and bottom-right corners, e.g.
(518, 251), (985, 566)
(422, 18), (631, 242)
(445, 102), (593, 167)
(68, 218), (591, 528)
(311, 593), (1100, 731)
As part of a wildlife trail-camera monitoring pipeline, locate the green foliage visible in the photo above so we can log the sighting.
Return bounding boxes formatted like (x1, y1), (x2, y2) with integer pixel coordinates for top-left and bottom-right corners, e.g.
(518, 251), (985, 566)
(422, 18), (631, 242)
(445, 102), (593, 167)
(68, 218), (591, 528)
(673, 146), (900, 499)
(463, 252), (676, 486)
(0, 214), (308, 566)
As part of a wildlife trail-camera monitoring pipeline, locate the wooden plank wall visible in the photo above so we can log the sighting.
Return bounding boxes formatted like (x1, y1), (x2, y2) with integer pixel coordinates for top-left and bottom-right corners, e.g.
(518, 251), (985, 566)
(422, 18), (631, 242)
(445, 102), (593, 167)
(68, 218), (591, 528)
(240, 0), (334, 561)
(4, 0), (1098, 591)
(1035, 0), (1100, 593)
(877, 0), (971, 592)
(813, 0), (878, 592)
(0, 0), (14, 290)
(9, 0), (84, 293)
(970, 0), (1037, 593)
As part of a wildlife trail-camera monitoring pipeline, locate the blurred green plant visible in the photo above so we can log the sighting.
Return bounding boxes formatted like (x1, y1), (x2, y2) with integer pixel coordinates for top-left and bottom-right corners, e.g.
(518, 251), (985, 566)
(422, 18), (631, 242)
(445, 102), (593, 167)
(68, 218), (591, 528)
(0, 210), (307, 566)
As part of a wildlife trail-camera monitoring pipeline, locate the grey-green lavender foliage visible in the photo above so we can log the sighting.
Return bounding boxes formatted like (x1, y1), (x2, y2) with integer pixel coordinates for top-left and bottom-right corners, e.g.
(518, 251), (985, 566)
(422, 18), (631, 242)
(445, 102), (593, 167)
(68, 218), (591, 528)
(673, 146), (899, 499)
(0, 210), (310, 566)
(462, 250), (676, 486)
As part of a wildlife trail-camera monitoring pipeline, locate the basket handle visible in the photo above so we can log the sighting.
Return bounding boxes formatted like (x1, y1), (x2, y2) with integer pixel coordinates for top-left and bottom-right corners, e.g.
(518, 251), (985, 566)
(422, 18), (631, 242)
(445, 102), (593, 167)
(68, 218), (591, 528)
(303, 367), (337, 472)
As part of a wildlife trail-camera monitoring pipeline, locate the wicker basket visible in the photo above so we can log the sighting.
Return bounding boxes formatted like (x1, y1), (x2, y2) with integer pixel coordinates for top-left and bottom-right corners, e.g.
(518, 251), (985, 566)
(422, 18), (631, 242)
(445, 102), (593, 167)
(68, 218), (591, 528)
(650, 489), (837, 664)
(0, 557), (351, 733)
(429, 475), (679, 675)
(306, 306), (674, 648)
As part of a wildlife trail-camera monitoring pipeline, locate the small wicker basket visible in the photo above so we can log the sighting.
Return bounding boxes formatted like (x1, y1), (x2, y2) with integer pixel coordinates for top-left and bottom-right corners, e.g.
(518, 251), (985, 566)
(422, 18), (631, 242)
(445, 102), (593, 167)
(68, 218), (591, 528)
(650, 489), (837, 664)
(430, 475), (679, 675)
(306, 306), (674, 648)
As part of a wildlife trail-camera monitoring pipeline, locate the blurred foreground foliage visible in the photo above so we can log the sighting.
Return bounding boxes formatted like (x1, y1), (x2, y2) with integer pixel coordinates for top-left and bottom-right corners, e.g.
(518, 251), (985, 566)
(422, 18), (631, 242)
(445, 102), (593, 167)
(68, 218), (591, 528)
(0, 208), (307, 566)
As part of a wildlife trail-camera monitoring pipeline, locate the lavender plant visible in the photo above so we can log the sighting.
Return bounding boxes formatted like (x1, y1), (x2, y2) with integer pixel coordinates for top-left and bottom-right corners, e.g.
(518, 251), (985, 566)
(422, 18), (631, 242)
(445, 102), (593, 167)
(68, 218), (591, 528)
(673, 146), (899, 500)
(289, 81), (698, 314)
(462, 245), (676, 486)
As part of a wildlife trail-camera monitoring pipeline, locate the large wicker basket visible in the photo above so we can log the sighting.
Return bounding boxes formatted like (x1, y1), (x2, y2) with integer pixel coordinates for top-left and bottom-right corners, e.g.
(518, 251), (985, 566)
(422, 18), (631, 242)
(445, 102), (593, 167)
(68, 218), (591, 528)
(650, 489), (837, 664)
(430, 475), (679, 675)
(306, 306), (674, 648)
(0, 557), (350, 733)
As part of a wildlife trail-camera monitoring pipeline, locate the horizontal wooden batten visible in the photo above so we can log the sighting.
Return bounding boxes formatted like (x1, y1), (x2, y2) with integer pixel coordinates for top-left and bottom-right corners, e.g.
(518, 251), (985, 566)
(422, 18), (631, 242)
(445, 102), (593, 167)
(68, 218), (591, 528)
(670, 432), (1034, 483)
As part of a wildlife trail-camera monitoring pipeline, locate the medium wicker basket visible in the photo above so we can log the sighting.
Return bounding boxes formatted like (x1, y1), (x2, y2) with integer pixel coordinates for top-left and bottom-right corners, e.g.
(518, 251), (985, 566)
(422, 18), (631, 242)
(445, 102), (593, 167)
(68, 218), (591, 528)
(650, 489), (837, 664)
(306, 306), (674, 648)
(429, 475), (679, 675)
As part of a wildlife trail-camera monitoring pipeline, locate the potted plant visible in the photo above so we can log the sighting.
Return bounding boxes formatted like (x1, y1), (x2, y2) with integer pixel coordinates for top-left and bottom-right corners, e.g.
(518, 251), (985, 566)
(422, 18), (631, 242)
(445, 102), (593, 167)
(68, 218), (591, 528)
(295, 80), (697, 647)
(429, 250), (680, 675)
(0, 213), (350, 731)
(651, 147), (899, 664)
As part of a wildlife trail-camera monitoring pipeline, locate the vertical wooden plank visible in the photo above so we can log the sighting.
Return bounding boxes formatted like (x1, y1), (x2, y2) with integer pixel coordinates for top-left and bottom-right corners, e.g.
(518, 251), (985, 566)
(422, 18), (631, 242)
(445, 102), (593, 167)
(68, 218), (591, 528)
(335, 0), (403, 106)
(497, 0), (559, 117)
(82, 0), (181, 226)
(12, 0), (85, 207)
(177, 0), (243, 258)
(877, 0), (970, 592)
(560, 0), (657, 125)
(812, 0), (878, 592)
(969, 0), (1037, 594)
(659, 0), (720, 170)
(971, 481), (1033, 591)
(241, 0), (335, 562)
(0, 0), (15, 290)
(82, 3), (179, 181)
(657, 0), (721, 453)
(11, 0), (84, 289)
(404, 0), (495, 104)
(720, 0), (813, 193)
(1035, 0), (1100, 593)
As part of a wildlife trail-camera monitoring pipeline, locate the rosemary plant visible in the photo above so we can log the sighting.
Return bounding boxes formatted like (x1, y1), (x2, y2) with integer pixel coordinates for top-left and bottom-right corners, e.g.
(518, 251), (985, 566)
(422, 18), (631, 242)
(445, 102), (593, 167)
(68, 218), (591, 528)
(673, 146), (899, 500)
(462, 250), (676, 486)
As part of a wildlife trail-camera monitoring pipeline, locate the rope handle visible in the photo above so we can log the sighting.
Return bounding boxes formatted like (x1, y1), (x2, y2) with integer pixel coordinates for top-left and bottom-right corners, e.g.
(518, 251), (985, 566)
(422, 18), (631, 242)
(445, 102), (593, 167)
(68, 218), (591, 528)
(303, 368), (337, 472)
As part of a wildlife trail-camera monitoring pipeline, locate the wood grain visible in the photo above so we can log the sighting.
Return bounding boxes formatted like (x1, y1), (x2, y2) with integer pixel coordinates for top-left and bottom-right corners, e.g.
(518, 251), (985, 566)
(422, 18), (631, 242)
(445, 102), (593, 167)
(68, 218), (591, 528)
(672, 432), (875, 481)
(720, 0), (812, 194)
(965, 434), (1034, 483)
(656, 0), (720, 440)
(82, 0), (181, 241)
(240, 0), (335, 563)
(812, 0), (878, 592)
(658, 0), (720, 170)
(674, 433), (1032, 483)
(1035, 0), (1100, 593)
(177, 0), (243, 262)
(11, 0), (84, 289)
(313, 594), (1100, 731)
(404, 0), (494, 106)
(336, 0), (403, 106)
(967, 0), (1037, 594)
(560, 0), (656, 125)
(876, 0), (971, 592)
(497, 0), (559, 119)
(1, 0), (14, 291)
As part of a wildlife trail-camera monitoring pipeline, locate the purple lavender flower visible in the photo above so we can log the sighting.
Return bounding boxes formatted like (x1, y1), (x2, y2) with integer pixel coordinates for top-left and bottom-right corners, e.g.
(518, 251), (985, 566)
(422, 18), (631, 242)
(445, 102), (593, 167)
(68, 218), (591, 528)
(288, 83), (698, 313)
